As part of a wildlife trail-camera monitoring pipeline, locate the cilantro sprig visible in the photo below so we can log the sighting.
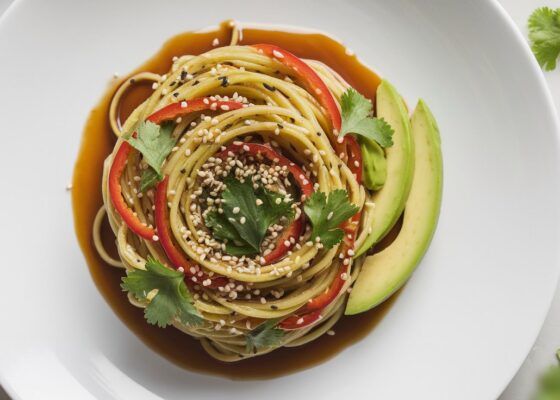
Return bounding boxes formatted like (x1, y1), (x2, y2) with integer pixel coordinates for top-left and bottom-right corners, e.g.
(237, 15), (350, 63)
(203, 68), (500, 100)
(528, 7), (560, 71)
(534, 350), (560, 400)
(204, 176), (295, 256)
(246, 319), (284, 353)
(121, 257), (203, 328)
(339, 88), (394, 148)
(304, 190), (359, 249)
(127, 121), (176, 191)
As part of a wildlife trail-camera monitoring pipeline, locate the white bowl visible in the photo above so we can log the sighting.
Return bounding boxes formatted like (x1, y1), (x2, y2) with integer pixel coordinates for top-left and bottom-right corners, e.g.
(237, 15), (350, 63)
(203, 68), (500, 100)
(0, 0), (558, 399)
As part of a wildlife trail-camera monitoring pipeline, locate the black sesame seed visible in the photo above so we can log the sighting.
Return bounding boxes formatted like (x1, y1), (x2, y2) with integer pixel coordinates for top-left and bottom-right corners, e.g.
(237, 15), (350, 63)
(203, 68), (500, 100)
(316, 132), (322, 136)
(180, 71), (187, 81)
(270, 305), (278, 310)
(129, 78), (136, 84)
(276, 123), (284, 129)
(180, 168), (187, 174)
(290, 117), (295, 123)
(218, 76), (229, 87)
(224, 123), (233, 129)
(192, 80), (200, 86)
(172, 92), (179, 97)
(263, 83), (276, 92)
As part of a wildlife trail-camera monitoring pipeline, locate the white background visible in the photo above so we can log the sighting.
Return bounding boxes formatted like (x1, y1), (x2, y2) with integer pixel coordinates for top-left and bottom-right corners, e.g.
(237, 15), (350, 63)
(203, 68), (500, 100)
(0, 0), (558, 398)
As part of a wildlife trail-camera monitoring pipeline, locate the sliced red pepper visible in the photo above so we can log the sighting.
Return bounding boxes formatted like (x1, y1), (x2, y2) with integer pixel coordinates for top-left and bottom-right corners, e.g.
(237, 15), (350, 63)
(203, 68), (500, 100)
(252, 44), (341, 132)
(146, 98), (243, 124)
(155, 176), (227, 288)
(217, 142), (312, 263)
(108, 141), (156, 240)
(279, 310), (322, 330)
(343, 136), (363, 182)
(217, 142), (313, 197)
(109, 98), (244, 241)
(263, 215), (303, 265)
(252, 43), (363, 184)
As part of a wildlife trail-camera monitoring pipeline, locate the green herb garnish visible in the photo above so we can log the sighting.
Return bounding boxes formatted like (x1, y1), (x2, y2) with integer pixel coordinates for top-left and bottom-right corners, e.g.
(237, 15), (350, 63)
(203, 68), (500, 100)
(245, 319), (284, 353)
(339, 88), (394, 148)
(534, 350), (560, 400)
(204, 176), (295, 256)
(528, 7), (560, 71)
(121, 257), (203, 328)
(303, 190), (359, 249)
(127, 121), (176, 191)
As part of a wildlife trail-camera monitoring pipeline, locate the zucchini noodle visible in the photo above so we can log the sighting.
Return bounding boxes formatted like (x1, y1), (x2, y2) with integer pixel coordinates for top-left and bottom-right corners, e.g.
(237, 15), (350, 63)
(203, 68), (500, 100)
(94, 26), (379, 361)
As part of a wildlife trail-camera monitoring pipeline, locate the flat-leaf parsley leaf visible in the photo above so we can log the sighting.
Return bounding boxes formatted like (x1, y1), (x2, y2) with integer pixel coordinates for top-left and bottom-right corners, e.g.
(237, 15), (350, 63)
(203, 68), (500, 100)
(121, 257), (203, 328)
(339, 88), (394, 148)
(528, 7), (560, 71)
(245, 319), (284, 353)
(304, 190), (359, 249)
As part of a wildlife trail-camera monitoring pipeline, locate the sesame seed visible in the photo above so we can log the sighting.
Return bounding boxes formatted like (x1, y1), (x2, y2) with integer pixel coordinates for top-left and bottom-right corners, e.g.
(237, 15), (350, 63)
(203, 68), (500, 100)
(212, 38), (220, 46)
(151, 82), (158, 90)
(240, 217), (246, 224)
(152, 235), (159, 241)
(327, 330), (336, 336)
(232, 207), (240, 214)
(256, 199), (263, 206)
(296, 318), (304, 325)
(180, 101), (188, 108)
(272, 49), (284, 58)
(220, 105), (230, 111)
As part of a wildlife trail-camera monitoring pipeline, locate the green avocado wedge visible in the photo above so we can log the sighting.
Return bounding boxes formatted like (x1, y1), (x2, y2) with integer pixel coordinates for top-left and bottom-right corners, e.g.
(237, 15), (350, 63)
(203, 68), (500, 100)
(346, 100), (443, 315)
(354, 80), (415, 257)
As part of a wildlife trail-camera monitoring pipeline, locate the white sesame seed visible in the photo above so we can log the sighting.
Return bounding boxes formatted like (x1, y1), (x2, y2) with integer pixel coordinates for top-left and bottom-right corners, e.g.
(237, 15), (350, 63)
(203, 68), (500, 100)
(180, 101), (188, 108)
(232, 207), (240, 214)
(240, 217), (246, 224)
(296, 318), (304, 325)
(256, 199), (263, 206)
(272, 49), (284, 58)
(152, 235), (159, 241)
(212, 38), (220, 46)
(151, 82), (158, 90)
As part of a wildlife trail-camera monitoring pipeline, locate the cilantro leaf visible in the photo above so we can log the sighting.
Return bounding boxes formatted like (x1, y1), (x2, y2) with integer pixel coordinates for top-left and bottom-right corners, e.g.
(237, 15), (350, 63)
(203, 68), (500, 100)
(339, 88), (394, 148)
(528, 7), (560, 71)
(535, 350), (560, 400)
(140, 167), (160, 192)
(304, 190), (359, 249)
(206, 176), (294, 255)
(128, 121), (176, 176)
(204, 210), (244, 242)
(121, 257), (203, 328)
(246, 319), (284, 353)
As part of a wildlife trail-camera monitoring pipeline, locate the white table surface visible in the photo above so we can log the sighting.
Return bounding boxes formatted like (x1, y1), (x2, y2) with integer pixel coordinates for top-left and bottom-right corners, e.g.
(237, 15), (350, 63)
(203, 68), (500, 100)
(0, 0), (558, 398)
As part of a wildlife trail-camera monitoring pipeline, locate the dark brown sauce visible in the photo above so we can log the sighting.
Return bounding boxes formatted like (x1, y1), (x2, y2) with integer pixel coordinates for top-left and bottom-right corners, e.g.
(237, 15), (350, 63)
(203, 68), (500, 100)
(72, 21), (399, 380)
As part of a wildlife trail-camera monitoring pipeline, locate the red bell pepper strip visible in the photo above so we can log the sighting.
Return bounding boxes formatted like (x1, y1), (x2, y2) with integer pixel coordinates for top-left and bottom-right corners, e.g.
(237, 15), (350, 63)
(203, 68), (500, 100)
(251, 44), (363, 184)
(217, 142), (313, 197)
(217, 142), (312, 264)
(108, 98), (243, 241)
(108, 142), (156, 240)
(263, 216), (303, 265)
(155, 176), (228, 288)
(279, 310), (322, 330)
(252, 44), (341, 132)
(146, 98), (243, 124)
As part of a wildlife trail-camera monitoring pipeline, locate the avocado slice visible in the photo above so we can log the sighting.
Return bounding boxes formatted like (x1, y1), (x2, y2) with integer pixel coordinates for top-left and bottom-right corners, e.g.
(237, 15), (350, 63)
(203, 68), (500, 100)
(346, 100), (443, 315)
(360, 137), (387, 191)
(354, 81), (414, 257)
